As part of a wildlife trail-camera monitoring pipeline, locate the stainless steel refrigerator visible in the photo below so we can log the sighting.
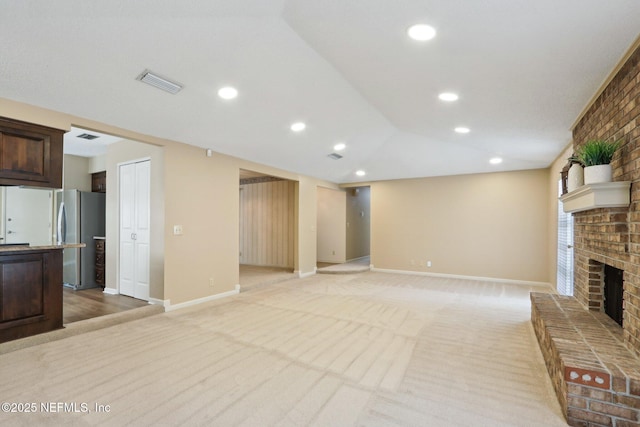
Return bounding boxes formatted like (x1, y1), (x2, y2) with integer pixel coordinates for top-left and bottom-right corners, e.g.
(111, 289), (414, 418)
(56, 190), (106, 290)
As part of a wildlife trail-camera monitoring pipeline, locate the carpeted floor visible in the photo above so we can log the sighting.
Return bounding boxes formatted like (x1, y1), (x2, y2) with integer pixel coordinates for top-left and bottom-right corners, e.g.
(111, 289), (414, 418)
(317, 256), (370, 274)
(0, 271), (566, 426)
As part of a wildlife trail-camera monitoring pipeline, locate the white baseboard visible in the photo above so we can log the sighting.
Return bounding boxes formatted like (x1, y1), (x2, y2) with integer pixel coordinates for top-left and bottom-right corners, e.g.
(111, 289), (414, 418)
(103, 287), (118, 295)
(163, 288), (240, 312)
(148, 297), (169, 306)
(370, 267), (552, 289)
(295, 270), (316, 278)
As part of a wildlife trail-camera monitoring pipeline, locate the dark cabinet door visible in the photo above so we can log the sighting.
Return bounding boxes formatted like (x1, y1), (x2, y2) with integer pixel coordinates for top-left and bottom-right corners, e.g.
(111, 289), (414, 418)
(92, 171), (106, 193)
(0, 253), (44, 322)
(0, 117), (64, 188)
(95, 239), (105, 286)
(0, 250), (63, 342)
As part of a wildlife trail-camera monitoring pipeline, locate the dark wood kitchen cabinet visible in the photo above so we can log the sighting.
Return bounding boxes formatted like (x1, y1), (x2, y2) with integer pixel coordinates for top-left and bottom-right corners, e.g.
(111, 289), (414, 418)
(92, 171), (106, 193)
(0, 116), (64, 188)
(0, 248), (63, 343)
(95, 239), (105, 287)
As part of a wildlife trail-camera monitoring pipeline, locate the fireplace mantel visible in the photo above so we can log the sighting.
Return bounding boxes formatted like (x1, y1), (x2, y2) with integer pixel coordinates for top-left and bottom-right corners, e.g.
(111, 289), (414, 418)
(559, 181), (631, 213)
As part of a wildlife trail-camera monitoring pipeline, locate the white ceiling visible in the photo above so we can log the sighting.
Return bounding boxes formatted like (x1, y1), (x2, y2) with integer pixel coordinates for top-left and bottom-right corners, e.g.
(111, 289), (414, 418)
(1, 1), (639, 183)
(64, 127), (122, 157)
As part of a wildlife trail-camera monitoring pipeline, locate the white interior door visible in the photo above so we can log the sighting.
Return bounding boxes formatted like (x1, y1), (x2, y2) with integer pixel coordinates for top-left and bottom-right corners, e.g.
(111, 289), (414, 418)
(119, 160), (150, 300)
(3, 187), (53, 246)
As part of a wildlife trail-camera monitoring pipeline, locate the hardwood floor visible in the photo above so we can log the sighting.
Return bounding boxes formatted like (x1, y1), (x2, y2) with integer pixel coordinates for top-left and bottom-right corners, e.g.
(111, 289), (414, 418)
(63, 287), (148, 324)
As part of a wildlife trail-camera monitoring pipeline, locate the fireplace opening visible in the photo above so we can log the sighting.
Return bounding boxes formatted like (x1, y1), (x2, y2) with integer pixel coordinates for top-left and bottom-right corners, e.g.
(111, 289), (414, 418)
(604, 264), (624, 326)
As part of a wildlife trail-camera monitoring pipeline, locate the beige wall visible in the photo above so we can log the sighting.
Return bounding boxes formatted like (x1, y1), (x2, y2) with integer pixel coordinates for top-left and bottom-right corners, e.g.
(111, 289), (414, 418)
(62, 154), (91, 191)
(1, 97), (562, 305)
(0, 98), (336, 306)
(89, 155), (106, 174)
(239, 180), (296, 268)
(316, 186), (346, 263)
(369, 169), (550, 283)
(346, 186), (370, 261)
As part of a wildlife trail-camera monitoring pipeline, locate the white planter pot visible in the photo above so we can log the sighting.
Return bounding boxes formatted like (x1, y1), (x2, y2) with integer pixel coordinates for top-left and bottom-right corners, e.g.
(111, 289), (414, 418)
(584, 164), (612, 184)
(567, 163), (584, 192)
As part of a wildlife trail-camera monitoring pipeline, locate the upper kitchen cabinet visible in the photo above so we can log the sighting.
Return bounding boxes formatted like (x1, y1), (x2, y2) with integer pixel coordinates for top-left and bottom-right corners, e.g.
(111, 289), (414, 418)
(0, 117), (64, 188)
(91, 171), (106, 193)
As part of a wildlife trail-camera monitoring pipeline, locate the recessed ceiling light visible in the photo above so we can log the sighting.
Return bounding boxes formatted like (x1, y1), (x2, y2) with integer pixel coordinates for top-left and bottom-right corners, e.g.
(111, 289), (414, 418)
(407, 24), (436, 41)
(490, 157), (503, 165)
(356, 170), (366, 177)
(290, 122), (306, 132)
(334, 143), (346, 151)
(218, 86), (238, 100)
(454, 127), (470, 134)
(438, 92), (459, 102)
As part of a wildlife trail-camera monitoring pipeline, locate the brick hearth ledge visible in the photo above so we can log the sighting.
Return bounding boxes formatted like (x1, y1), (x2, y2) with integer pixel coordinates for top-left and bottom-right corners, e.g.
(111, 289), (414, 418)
(531, 292), (640, 426)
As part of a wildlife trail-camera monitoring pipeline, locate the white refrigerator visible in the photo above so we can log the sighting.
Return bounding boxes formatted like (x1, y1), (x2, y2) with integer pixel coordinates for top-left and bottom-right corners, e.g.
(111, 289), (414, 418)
(56, 190), (106, 290)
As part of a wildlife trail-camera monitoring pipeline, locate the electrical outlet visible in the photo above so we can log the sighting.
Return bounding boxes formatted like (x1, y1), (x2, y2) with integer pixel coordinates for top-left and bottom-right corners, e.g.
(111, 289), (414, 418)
(173, 225), (183, 235)
(427, 261), (432, 267)
(209, 277), (214, 288)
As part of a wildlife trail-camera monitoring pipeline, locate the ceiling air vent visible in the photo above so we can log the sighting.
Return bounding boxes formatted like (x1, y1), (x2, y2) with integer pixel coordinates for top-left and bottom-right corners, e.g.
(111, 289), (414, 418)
(137, 69), (183, 94)
(77, 133), (99, 140)
(327, 153), (343, 160)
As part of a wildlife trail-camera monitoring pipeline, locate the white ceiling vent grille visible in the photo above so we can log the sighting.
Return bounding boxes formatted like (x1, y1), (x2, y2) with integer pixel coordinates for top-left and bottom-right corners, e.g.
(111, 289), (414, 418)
(327, 153), (343, 160)
(137, 70), (183, 94)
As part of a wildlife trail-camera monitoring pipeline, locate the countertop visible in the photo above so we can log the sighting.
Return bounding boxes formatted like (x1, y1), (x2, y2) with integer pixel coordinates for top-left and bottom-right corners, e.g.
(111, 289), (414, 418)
(0, 243), (86, 253)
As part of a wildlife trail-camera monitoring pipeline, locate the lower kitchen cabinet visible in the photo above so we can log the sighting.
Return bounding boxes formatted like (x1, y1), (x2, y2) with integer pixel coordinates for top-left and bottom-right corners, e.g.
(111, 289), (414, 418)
(0, 249), (63, 343)
(95, 239), (105, 287)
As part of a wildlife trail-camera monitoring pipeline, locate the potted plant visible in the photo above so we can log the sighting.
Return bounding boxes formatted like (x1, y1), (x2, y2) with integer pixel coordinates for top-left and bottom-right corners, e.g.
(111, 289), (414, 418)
(576, 139), (620, 184)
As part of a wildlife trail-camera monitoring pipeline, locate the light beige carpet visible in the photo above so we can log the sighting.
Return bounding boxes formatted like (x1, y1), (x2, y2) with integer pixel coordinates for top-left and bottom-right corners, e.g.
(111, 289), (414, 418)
(0, 271), (566, 426)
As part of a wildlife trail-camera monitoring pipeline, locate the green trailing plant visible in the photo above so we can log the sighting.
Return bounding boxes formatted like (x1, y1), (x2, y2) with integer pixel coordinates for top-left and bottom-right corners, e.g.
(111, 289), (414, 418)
(576, 140), (620, 166)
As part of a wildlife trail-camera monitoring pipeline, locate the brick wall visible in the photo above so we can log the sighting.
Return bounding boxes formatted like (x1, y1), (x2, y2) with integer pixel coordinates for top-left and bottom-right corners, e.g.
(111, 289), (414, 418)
(572, 43), (640, 357)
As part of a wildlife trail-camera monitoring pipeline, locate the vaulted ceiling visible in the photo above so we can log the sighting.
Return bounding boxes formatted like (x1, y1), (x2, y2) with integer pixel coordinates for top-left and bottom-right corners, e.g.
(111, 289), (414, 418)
(1, 1), (639, 183)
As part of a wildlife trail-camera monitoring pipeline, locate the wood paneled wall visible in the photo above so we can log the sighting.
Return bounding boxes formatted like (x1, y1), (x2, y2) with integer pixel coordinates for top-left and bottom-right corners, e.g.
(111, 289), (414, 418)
(239, 180), (295, 268)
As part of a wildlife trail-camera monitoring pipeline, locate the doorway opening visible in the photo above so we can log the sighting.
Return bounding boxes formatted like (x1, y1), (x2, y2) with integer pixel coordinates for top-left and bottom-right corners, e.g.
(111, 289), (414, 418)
(60, 127), (162, 323)
(238, 169), (296, 290)
(316, 185), (370, 272)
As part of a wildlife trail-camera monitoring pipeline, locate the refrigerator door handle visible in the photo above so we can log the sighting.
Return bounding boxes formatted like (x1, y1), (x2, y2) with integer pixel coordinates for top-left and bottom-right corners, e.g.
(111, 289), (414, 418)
(131, 232), (137, 240)
(57, 201), (66, 245)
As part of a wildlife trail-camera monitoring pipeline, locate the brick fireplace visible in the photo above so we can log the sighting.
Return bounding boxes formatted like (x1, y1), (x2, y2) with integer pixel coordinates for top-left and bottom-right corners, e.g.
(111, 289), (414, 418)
(531, 42), (640, 426)
(572, 42), (640, 358)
